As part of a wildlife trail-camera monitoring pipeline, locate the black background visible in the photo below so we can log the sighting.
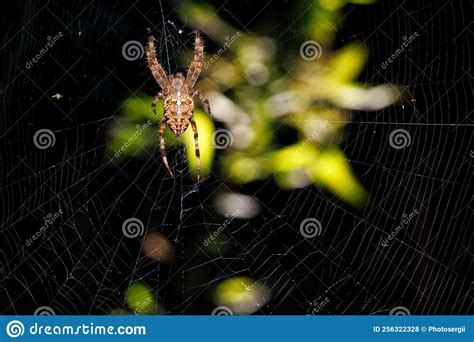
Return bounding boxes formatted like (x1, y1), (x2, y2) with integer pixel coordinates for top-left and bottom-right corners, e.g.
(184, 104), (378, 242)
(0, 0), (472, 314)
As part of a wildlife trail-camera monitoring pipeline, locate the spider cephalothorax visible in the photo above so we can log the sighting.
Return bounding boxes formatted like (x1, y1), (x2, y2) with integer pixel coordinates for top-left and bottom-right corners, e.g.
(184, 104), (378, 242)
(146, 31), (211, 181)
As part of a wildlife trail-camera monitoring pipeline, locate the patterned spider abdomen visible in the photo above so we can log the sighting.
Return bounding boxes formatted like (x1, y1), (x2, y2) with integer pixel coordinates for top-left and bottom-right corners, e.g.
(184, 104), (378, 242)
(164, 91), (194, 136)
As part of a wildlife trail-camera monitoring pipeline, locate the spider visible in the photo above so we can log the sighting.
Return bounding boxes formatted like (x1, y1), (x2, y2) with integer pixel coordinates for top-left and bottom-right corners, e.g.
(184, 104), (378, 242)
(146, 31), (211, 181)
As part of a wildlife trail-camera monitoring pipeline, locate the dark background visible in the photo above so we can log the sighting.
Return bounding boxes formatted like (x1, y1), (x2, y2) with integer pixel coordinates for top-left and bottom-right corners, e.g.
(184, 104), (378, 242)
(0, 0), (472, 314)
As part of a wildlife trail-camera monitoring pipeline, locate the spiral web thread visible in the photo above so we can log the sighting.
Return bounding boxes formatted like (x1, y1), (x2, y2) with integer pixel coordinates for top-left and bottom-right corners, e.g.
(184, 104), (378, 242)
(0, 0), (472, 315)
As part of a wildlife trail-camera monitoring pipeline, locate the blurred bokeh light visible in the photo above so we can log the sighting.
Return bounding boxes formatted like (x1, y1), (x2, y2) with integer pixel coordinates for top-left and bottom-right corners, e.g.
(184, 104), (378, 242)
(142, 232), (174, 263)
(214, 277), (271, 315)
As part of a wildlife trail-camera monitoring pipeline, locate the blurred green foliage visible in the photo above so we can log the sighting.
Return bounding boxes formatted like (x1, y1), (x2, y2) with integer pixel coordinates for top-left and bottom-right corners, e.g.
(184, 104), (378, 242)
(125, 282), (158, 314)
(106, 96), (214, 177)
(107, 0), (404, 314)
(106, 0), (402, 206)
(178, 0), (401, 207)
(214, 277), (270, 315)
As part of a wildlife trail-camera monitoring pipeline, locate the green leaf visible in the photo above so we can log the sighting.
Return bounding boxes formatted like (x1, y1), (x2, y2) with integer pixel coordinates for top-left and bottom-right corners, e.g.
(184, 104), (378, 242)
(325, 43), (368, 82)
(125, 282), (156, 315)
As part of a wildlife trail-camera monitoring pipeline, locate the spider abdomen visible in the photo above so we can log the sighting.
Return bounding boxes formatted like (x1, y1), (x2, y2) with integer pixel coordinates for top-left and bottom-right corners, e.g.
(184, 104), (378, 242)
(164, 92), (194, 136)
(147, 32), (207, 180)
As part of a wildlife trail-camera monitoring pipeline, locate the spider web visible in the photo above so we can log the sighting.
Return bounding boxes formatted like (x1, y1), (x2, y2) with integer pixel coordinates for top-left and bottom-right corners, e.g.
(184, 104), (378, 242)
(0, 0), (472, 315)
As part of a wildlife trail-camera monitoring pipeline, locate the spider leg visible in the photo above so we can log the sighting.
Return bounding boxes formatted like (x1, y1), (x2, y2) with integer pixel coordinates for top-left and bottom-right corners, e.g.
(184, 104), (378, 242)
(152, 91), (164, 116)
(186, 31), (204, 88)
(192, 89), (211, 116)
(146, 35), (170, 90)
(190, 115), (201, 182)
(159, 115), (173, 178)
